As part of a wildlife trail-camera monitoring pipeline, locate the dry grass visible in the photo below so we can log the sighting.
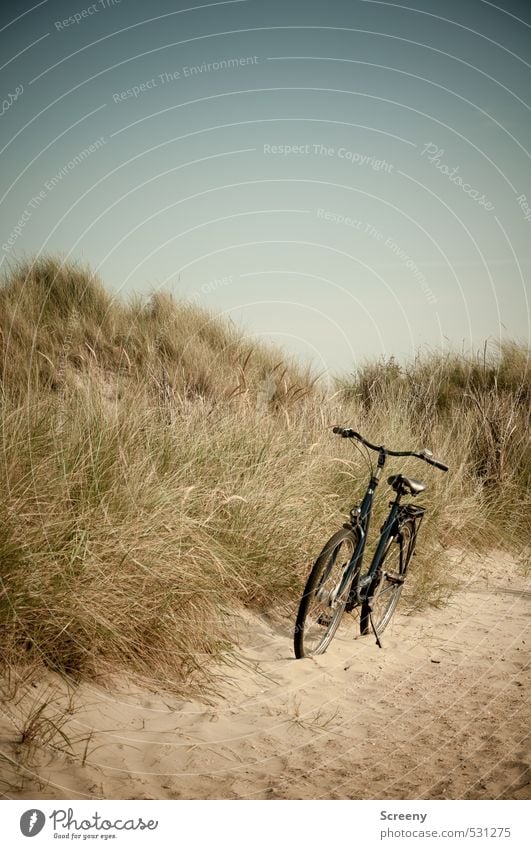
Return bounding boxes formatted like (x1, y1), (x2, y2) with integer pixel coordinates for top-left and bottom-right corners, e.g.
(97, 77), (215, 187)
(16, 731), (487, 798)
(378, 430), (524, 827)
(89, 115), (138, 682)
(0, 672), (96, 794)
(0, 257), (529, 695)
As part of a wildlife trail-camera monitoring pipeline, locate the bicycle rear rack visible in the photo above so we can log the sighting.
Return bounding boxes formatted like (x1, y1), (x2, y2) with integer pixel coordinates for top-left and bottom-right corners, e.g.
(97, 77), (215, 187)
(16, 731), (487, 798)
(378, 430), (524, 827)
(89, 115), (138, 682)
(400, 504), (427, 519)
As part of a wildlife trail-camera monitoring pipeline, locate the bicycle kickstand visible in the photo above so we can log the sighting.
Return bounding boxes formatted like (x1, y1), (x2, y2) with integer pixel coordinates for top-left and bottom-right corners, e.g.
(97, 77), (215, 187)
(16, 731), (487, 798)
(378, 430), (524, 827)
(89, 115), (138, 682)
(369, 610), (383, 649)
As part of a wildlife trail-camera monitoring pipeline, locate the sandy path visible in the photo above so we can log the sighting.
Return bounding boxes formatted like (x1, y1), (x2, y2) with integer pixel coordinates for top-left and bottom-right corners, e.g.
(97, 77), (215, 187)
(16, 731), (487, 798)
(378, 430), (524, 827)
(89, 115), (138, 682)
(1, 552), (529, 800)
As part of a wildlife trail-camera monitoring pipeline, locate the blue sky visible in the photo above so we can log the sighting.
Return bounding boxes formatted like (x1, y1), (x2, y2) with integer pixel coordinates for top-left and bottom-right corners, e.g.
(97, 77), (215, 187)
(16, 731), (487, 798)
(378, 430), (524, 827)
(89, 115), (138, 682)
(1, 0), (530, 373)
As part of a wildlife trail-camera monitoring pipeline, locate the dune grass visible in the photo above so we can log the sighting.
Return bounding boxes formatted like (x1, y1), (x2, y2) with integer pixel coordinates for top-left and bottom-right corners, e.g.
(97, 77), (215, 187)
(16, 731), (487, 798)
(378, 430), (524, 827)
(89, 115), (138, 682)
(0, 257), (529, 693)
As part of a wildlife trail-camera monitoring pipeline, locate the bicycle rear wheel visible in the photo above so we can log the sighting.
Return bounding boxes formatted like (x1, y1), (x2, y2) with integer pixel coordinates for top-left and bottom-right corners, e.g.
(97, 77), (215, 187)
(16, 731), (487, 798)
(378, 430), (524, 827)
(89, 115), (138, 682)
(360, 520), (414, 636)
(294, 527), (360, 658)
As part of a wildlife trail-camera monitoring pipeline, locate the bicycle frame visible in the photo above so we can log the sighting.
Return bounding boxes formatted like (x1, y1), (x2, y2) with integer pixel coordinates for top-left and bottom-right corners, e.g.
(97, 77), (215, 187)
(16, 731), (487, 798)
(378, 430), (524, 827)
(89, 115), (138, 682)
(334, 448), (405, 605)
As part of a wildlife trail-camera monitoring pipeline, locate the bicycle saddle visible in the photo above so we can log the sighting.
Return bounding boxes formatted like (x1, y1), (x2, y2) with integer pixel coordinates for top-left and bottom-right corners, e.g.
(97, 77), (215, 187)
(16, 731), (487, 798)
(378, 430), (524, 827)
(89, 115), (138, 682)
(388, 474), (426, 496)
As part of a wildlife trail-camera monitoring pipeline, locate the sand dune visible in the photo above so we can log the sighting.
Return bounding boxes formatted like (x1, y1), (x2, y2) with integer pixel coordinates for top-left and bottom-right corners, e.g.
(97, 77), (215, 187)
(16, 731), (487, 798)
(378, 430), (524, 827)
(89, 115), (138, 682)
(1, 551), (529, 800)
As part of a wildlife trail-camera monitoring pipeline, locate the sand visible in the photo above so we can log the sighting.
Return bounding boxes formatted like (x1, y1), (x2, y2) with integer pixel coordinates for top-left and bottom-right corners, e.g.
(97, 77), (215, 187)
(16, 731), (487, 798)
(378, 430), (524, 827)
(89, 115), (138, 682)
(1, 551), (529, 800)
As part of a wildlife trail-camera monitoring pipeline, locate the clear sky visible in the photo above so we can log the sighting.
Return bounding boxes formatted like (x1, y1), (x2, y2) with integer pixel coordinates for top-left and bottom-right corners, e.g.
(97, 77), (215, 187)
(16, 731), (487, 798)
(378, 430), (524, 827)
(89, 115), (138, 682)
(1, 0), (530, 374)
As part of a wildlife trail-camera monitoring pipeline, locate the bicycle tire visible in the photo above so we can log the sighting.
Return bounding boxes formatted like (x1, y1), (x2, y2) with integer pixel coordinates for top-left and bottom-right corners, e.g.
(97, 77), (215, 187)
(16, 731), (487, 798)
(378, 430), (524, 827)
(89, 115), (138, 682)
(360, 519), (415, 637)
(294, 527), (360, 658)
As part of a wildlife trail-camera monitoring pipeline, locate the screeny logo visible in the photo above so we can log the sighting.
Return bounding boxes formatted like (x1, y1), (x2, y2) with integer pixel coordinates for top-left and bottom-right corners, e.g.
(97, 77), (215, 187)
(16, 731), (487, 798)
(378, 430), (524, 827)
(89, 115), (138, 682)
(20, 810), (46, 837)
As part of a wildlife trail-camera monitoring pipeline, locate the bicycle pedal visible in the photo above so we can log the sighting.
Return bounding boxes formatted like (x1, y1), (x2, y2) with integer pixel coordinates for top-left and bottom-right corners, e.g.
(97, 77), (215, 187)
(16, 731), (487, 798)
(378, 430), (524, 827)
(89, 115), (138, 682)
(317, 613), (332, 628)
(386, 571), (405, 585)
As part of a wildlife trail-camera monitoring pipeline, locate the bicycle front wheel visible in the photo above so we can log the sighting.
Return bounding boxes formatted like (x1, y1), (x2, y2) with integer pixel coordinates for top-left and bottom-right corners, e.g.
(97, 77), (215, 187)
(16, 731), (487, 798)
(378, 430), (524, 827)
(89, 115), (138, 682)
(360, 520), (414, 636)
(294, 527), (360, 658)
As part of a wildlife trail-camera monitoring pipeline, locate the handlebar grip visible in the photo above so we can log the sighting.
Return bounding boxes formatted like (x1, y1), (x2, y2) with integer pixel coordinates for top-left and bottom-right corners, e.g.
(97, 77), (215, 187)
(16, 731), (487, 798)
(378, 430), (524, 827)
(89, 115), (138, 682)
(333, 426), (355, 438)
(426, 457), (449, 472)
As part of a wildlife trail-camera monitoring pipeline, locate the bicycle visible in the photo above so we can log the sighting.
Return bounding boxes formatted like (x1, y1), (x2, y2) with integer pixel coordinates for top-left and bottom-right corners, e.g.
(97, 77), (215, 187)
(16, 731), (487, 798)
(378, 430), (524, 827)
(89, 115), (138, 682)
(294, 427), (448, 658)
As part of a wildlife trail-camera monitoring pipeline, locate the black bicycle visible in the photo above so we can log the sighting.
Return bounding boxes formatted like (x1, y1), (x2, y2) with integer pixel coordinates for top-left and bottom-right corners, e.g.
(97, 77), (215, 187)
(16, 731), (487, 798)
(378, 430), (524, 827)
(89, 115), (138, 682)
(294, 427), (448, 658)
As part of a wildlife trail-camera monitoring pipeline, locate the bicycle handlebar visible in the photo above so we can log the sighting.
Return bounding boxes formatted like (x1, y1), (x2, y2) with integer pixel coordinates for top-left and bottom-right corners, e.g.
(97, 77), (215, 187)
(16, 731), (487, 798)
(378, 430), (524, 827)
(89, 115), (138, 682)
(422, 454), (449, 472)
(332, 426), (449, 471)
